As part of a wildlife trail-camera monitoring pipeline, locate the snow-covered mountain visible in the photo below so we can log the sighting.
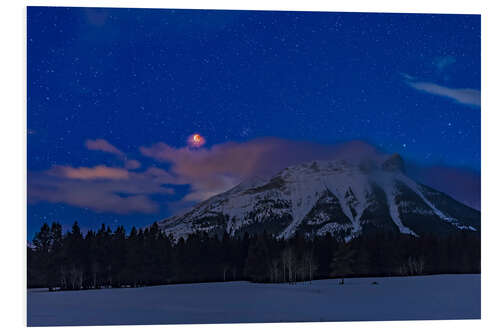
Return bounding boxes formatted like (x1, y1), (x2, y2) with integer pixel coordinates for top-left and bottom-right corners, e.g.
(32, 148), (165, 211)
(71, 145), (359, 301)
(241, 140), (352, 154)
(158, 154), (480, 241)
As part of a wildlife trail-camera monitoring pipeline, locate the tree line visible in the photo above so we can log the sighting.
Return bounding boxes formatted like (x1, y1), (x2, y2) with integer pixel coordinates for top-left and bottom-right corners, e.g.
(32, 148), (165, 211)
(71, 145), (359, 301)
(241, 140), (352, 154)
(27, 221), (480, 290)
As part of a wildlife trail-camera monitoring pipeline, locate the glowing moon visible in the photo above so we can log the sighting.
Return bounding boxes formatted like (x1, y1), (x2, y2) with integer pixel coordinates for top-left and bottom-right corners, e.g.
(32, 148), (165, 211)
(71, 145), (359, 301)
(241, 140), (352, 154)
(188, 133), (206, 147)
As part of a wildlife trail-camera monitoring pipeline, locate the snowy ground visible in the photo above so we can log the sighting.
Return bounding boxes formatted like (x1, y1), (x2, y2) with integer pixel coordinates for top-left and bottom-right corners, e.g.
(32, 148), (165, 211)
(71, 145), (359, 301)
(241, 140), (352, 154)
(27, 274), (480, 326)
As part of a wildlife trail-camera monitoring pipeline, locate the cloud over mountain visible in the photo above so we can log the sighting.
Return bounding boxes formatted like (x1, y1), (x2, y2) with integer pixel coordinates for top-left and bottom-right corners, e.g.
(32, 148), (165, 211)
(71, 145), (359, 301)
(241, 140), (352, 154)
(27, 138), (480, 215)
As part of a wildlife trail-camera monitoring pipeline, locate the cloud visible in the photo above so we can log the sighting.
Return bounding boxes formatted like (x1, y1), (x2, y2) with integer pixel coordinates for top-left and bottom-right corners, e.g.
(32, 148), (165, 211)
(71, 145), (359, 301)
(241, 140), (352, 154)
(48, 165), (130, 180)
(85, 139), (125, 156)
(29, 165), (175, 214)
(400, 73), (416, 81)
(29, 137), (480, 215)
(85, 139), (142, 170)
(407, 81), (480, 107)
(124, 159), (141, 170)
(86, 139), (142, 170)
(433, 56), (456, 71)
(408, 165), (480, 210)
(141, 138), (480, 210)
(140, 138), (384, 202)
(28, 139), (170, 214)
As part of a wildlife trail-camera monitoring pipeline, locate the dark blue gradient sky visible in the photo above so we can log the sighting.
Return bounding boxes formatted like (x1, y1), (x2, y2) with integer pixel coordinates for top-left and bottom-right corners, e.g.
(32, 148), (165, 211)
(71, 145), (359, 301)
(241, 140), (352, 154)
(27, 7), (480, 238)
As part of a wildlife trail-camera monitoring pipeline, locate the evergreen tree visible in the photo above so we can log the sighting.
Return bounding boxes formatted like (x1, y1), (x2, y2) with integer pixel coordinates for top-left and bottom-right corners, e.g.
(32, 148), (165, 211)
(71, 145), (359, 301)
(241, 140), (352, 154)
(47, 222), (63, 290)
(244, 234), (271, 282)
(330, 241), (355, 284)
(31, 223), (51, 287)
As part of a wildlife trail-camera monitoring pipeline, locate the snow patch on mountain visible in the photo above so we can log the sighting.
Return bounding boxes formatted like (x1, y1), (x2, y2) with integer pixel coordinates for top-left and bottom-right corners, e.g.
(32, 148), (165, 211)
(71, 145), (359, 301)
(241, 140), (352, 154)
(399, 176), (457, 223)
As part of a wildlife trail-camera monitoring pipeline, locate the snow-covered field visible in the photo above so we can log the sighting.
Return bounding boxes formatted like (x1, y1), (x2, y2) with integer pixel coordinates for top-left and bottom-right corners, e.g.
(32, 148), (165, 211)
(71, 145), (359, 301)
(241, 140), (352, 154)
(27, 274), (480, 326)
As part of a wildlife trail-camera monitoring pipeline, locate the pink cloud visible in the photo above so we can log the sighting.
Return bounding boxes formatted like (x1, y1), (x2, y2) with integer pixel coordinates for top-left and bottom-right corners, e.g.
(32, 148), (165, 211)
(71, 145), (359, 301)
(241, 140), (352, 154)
(124, 159), (141, 170)
(85, 139), (125, 156)
(140, 138), (383, 201)
(29, 165), (175, 214)
(49, 165), (130, 180)
(85, 139), (142, 170)
(28, 138), (178, 214)
(30, 184), (158, 214)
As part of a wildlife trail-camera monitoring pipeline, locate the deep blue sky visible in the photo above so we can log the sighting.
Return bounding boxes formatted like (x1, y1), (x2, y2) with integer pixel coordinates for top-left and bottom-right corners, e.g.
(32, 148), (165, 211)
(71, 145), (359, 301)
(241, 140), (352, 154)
(27, 7), (480, 238)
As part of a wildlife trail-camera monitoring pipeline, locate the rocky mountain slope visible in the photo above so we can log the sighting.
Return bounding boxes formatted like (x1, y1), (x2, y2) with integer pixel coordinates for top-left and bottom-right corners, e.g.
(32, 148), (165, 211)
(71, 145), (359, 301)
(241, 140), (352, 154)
(158, 154), (480, 241)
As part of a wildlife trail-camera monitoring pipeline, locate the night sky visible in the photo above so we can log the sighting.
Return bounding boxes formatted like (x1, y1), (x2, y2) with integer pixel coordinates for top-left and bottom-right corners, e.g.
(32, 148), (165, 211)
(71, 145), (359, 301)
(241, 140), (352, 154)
(27, 7), (481, 239)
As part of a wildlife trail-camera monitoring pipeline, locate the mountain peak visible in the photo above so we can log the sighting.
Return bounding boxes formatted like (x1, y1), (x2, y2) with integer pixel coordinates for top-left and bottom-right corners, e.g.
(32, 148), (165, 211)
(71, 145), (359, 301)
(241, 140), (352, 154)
(158, 154), (479, 241)
(382, 153), (405, 172)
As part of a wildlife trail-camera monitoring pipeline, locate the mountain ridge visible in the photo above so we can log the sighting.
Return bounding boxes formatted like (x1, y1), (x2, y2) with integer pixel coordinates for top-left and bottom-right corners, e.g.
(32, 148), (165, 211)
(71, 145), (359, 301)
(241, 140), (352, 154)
(158, 155), (480, 241)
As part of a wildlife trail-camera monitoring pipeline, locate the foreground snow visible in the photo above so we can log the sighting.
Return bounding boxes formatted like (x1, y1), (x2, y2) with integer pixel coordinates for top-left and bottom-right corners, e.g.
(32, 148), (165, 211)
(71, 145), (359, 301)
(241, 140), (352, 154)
(28, 274), (480, 326)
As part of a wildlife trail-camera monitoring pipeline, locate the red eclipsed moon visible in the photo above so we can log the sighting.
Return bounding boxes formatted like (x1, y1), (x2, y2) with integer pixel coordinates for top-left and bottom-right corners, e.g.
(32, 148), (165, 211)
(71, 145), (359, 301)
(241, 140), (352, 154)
(188, 133), (206, 147)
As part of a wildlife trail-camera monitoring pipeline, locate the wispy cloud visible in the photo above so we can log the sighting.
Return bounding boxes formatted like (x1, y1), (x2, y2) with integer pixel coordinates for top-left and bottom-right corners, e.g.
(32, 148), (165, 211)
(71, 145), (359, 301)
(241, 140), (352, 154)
(85, 138), (141, 170)
(124, 159), (141, 170)
(406, 81), (480, 107)
(433, 55), (456, 71)
(85, 139), (125, 156)
(48, 165), (130, 180)
(29, 166), (175, 214)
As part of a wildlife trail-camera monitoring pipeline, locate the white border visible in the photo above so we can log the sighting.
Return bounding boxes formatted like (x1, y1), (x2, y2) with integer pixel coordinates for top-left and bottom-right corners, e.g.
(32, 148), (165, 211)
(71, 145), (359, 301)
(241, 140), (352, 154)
(2, 0), (499, 332)
(20, 0), (483, 14)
